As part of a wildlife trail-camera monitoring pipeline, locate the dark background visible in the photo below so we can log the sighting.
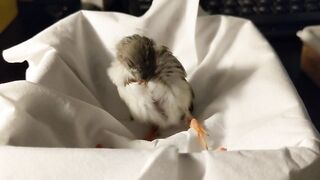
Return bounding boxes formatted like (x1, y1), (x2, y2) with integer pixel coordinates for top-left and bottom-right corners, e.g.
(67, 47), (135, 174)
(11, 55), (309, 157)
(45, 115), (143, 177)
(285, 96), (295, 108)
(0, 0), (319, 131)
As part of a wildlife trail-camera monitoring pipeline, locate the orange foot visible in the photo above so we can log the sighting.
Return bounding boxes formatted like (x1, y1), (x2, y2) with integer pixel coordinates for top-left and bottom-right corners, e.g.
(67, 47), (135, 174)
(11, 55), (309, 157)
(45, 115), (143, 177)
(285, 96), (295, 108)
(190, 118), (208, 150)
(96, 144), (104, 148)
(144, 125), (159, 141)
(215, 146), (227, 152)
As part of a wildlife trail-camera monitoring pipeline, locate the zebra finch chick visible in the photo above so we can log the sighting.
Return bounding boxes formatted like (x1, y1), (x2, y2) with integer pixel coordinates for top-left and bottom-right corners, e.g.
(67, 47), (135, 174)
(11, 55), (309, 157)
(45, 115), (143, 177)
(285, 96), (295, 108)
(107, 34), (208, 149)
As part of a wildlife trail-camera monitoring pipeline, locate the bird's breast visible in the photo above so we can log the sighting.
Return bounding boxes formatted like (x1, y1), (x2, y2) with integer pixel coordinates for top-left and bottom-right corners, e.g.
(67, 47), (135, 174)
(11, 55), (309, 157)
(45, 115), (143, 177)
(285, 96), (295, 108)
(118, 80), (185, 128)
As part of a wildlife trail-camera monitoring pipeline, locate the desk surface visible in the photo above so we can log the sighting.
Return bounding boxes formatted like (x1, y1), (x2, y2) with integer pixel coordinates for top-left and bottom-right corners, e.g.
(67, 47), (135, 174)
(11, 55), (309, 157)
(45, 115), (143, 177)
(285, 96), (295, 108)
(1, 8), (319, 132)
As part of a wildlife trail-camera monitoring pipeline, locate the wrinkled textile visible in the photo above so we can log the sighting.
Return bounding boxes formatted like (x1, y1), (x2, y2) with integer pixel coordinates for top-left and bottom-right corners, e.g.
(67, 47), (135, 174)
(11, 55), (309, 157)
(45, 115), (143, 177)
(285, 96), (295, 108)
(1, 0), (320, 179)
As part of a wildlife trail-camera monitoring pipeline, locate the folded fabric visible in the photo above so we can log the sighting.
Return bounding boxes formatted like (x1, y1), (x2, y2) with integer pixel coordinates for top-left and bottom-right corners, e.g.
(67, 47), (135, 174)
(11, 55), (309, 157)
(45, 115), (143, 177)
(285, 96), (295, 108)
(1, 0), (320, 179)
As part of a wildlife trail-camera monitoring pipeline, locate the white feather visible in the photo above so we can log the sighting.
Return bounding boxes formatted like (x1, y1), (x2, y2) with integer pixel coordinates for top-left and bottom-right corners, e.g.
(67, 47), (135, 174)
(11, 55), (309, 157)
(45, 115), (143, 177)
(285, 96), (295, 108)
(107, 61), (192, 128)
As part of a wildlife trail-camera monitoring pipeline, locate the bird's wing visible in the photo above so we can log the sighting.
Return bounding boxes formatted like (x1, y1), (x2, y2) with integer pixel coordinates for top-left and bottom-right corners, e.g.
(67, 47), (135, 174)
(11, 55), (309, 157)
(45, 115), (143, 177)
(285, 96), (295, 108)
(155, 46), (186, 80)
(154, 46), (193, 113)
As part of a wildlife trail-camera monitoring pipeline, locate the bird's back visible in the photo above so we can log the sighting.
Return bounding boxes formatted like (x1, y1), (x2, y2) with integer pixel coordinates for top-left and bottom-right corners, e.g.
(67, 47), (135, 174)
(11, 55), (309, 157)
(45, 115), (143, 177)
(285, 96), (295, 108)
(121, 46), (192, 128)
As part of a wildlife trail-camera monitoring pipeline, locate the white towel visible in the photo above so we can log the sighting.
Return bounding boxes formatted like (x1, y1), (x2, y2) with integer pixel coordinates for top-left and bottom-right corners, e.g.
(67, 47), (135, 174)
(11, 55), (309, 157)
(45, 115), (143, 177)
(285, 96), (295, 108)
(1, 0), (320, 179)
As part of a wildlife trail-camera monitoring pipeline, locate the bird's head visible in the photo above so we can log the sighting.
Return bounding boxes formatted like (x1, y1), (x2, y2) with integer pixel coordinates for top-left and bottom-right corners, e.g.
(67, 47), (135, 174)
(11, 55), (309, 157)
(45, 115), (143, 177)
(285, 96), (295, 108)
(116, 34), (157, 82)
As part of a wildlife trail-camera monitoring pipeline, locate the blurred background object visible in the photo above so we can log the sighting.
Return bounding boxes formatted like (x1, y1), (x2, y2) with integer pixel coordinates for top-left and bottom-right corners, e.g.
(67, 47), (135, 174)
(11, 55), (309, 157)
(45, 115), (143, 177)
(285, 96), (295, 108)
(0, 0), (319, 131)
(201, 0), (320, 39)
(0, 0), (18, 33)
(82, 0), (103, 9)
(301, 44), (320, 87)
(298, 26), (320, 88)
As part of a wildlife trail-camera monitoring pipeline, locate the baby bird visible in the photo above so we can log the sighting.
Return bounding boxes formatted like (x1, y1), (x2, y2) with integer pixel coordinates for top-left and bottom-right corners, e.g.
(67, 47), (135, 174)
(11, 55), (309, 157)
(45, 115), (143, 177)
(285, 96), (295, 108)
(107, 34), (208, 149)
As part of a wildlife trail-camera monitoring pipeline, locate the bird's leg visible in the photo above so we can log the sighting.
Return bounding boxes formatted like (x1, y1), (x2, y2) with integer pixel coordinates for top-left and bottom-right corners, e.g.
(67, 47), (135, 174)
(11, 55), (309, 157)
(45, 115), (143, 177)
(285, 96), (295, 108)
(188, 118), (208, 150)
(144, 125), (159, 141)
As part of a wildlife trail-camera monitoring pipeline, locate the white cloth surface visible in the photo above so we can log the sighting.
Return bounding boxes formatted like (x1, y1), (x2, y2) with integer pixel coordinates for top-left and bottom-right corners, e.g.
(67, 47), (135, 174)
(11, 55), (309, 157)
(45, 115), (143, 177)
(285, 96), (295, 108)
(1, 0), (320, 179)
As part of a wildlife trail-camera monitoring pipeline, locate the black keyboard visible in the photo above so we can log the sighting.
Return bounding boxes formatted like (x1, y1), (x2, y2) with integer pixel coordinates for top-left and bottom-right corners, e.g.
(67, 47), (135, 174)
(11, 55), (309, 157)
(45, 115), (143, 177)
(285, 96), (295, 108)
(131, 0), (320, 38)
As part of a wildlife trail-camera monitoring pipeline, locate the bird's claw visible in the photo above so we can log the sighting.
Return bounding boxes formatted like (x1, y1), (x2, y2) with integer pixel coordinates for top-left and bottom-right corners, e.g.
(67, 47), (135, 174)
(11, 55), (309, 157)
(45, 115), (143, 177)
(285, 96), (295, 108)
(138, 80), (147, 85)
(190, 118), (208, 150)
(125, 79), (136, 86)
